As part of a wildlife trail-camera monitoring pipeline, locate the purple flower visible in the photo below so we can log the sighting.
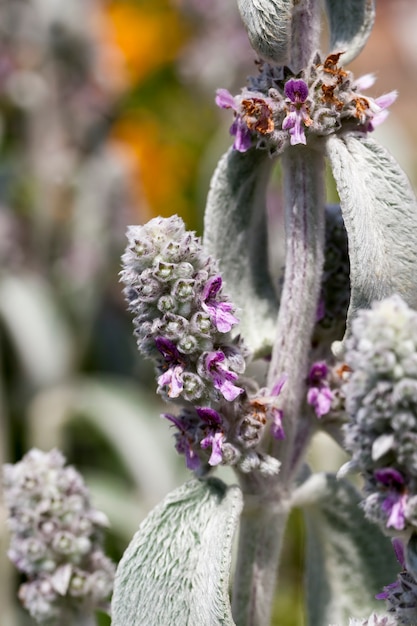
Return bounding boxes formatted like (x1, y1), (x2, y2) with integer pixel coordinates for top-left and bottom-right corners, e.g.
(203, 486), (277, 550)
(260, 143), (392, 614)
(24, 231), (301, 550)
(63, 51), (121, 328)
(201, 431), (224, 466)
(307, 386), (333, 417)
(375, 468), (407, 530)
(155, 337), (185, 398)
(163, 413), (201, 470)
(282, 79), (312, 145)
(307, 362), (333, 417)
(368, 91), (398, 130)
(201, 276), (239, 333)
(203, 351), (244, 401)
(215, 88), (252, 152)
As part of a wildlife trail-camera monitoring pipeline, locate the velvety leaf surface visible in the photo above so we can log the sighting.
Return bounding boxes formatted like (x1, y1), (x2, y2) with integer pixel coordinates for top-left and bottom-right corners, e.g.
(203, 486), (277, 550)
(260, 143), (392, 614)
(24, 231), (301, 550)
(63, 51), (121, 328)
(237, 0), (294, 64)
(293, 473), (399, 626)
(325, 0), (375, 64)
(326, 134), (417, 335)
(111, 478), (242, 626)
(204, 147), (279, 357)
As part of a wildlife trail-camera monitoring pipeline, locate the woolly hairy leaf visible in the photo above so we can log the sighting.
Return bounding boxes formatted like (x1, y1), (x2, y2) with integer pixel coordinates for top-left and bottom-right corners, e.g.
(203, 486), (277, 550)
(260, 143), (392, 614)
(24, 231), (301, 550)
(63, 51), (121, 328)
(111, 478), (242, 626)
(326, 134), (417, 335)
(204, 148), (279, 357)
(293, 473), (399, 626)
(237, 0), (293, 64)
(325, 0), (375, 65)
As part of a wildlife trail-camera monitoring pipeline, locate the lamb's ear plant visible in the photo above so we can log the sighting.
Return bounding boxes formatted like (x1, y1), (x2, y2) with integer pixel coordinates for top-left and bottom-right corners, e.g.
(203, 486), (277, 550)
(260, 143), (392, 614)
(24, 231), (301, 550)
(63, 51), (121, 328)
(5, 2), (417, 626)
(111, 1), (417, 625)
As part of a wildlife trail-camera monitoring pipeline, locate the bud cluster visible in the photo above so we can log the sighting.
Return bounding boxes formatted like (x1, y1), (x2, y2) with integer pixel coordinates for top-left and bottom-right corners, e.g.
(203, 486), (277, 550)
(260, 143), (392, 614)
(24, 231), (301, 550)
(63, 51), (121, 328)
(216, 53), (396, 154)
(342, 296), (417, 533)
(3, 449), (115, 624)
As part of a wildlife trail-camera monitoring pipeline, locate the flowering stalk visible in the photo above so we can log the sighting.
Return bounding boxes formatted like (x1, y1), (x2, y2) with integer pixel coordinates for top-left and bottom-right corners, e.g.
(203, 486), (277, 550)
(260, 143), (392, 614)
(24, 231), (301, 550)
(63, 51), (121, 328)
(3, 449), (115, 625)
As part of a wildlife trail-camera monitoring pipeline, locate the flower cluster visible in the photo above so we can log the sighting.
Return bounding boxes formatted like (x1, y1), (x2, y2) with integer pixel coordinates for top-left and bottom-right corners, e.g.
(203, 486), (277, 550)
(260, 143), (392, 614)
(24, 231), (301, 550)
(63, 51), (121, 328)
(3, 449), (115, 624)
(121, 216), (282, 474)
(342, 296), (417, 533)
(216, 53), (396, 154)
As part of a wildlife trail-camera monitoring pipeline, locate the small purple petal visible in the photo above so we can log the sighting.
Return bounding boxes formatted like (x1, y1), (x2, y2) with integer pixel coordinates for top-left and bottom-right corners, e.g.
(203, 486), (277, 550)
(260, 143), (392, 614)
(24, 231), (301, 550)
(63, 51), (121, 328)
(215, 88), (237, 110)
(204, 351), (244, 400)
(355, 73), (376, 91)
(201, 431), (224, 466)
(271, 374), (287, 397)
(232, 119), (253, 152)
(307, 386), (333, 418)
(374, 467), (405, 487)
(157, 365), (184, 398)
(308, 361), (328, 384)
(284, 78), (309, 103)
(155, 336), (180, 363)
(376, 580), (400, 600)
(385, 495), (407, 530)
(196, 407), (222, 425)
(162, 413), (185, 431)
(375, 90), (398, 110)
(202, 276), (222, 301)
(270, 407), (285, 440)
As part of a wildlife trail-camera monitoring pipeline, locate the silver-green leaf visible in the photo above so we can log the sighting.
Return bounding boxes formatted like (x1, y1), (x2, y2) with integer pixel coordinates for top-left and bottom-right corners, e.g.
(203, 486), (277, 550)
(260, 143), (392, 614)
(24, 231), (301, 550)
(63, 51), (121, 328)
(204, 148), (279, 357)
(325, 0), (375, 65)
(293, 472), (399, 626)
(326, 134), (417, 335)
(111, 478), (243, 626)
(237, 0), (294, 64)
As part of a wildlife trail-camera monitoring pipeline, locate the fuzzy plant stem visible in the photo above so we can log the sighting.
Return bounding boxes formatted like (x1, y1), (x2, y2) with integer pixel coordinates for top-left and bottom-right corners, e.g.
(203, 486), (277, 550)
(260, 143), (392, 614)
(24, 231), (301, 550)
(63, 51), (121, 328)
(231, 147), (325, 626)
(268, 146), (325, 482)
(231, 475), (291, 626)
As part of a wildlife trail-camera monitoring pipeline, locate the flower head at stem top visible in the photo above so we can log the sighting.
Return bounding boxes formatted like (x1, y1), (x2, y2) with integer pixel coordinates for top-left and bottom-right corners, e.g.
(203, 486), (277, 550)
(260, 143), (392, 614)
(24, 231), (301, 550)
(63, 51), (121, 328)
(282, 78), (313, 145)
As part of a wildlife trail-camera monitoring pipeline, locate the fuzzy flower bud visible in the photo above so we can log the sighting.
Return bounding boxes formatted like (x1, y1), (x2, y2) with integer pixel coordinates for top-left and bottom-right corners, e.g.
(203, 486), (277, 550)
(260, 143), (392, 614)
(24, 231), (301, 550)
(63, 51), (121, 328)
(3, 449), (115, 623)
(342, 296), (417, 533)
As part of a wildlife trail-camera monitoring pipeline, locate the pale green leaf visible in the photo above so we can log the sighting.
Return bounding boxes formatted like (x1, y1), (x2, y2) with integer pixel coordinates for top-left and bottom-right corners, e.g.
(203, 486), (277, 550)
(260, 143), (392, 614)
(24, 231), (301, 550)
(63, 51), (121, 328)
(204, 148), (279, 358)
(325, 0), (375, 65)
(112, 478), (242, 626)
(326, 134), (417, 336)
(293, 472), (398, 626)
(237, 0), (294, 64)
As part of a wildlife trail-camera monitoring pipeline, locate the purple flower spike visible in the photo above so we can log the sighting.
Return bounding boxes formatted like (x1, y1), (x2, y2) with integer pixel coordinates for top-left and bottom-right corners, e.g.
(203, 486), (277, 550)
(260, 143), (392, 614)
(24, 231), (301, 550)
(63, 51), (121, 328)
(204, 351), (244, 401)
(282, 78), (312, 146)
(202, 276), (239, 333)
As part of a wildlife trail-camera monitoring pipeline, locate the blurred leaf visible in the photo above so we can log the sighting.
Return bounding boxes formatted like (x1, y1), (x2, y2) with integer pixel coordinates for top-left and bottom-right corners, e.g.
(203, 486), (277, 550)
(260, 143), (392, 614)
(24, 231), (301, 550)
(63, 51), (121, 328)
(28, 377), (180, 505)
(326, 134), (417, 337)
(325, 0), (375, 64)
(0, 273), (74, 387)
(111, 477), (242, 626)
(293, 472), (399, 626)
(204, 147), (279, 358)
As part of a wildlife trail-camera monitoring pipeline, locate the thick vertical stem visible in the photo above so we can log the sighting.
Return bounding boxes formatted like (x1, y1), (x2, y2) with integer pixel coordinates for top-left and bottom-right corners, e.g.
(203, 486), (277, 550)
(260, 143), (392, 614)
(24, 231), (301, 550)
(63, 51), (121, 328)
(290, 0), (322, 72)
(268, 146), (325, 483)
(232, 476), (290, 626)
